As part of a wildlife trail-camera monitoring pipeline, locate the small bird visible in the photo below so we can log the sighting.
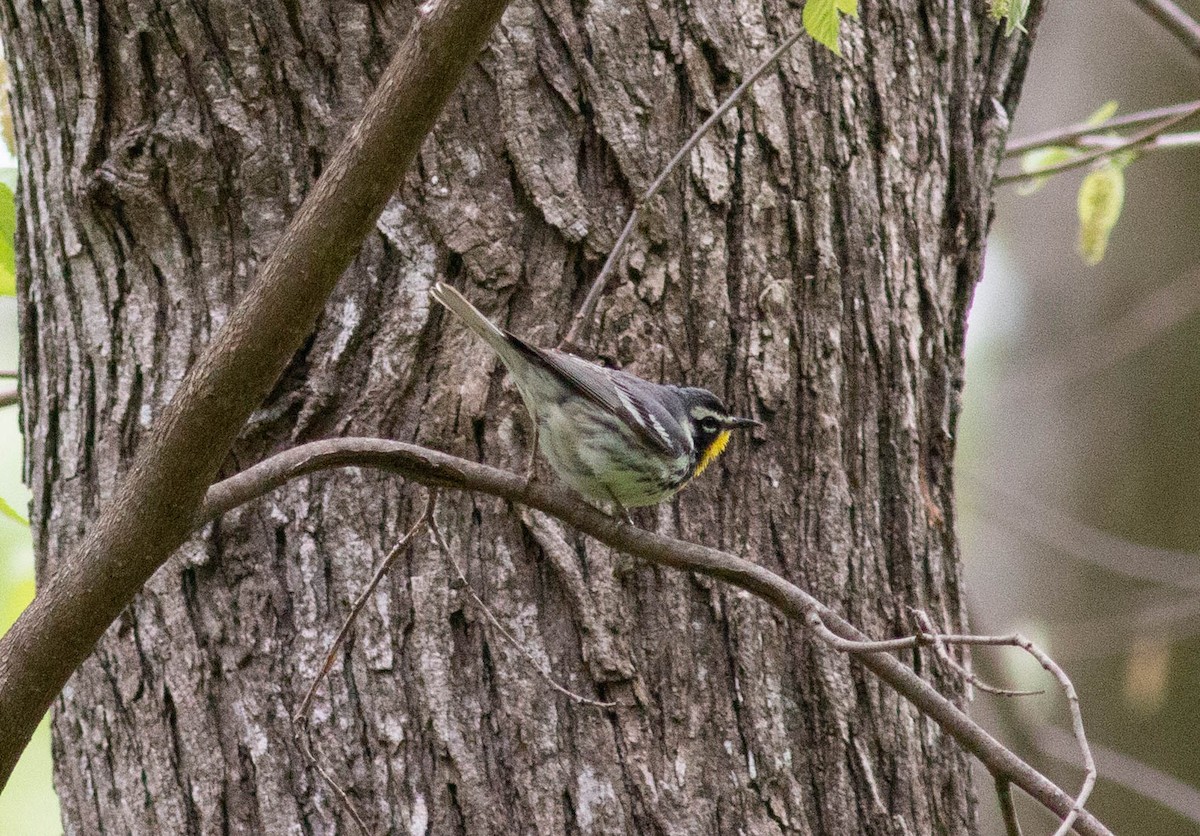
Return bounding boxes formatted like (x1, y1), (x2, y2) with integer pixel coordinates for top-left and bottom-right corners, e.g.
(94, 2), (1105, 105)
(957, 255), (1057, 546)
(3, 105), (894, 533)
(431, 282), (759, 510)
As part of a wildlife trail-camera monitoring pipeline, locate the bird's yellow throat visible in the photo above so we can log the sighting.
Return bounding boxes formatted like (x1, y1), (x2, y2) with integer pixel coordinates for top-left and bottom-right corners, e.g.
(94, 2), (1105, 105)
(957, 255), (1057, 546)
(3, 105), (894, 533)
(693, 430), (731, 478)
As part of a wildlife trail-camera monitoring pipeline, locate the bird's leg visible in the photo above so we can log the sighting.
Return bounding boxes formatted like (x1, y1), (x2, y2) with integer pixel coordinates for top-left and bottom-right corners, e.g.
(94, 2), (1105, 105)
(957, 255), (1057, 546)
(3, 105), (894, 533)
(604, 488), (634, 527)
(524, 422), (540, 484)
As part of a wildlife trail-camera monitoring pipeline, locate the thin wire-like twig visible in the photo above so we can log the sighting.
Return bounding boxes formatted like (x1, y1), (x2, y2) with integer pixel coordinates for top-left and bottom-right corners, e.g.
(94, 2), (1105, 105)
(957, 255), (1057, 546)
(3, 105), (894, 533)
(0, 387), (17, 409)
(428, 510), (616, 708)
(291, 492), (435, 836)
(293, 494), (434, 725)
(1002, 99), (1200, 156)
(293, 732), (373, 836)
(1069, 130), (1200, 151)
(561, 27), (807, 347)
(996, 102), (1200, 185)
(909, 609), (1043, 698)
(804, 609), (1094, 836)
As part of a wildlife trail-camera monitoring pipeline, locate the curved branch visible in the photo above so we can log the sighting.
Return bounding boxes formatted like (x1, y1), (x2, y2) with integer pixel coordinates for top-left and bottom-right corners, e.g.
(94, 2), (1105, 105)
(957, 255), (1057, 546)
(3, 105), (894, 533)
(198, 437), (1114, 836)
(0, 0), (512, 788)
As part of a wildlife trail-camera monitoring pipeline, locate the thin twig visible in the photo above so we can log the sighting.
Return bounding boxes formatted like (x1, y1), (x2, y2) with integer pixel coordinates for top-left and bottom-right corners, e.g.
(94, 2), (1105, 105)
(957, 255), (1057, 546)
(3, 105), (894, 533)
(561, 28), (807, 347)
(1002, 99), (1200, 156)
(1017, 637), (1095, 836)
(427, 511), (617, 708)
(1046, 130), (1200, 154)
(294, 494), (434, 725)
(996, 777), (1025, 836)
(996, 102), (1200, 185)
(0, 387), (17, 409)
(293, 732), (373, 836)
(910, 609), (1043, 698)
(1033, 724), (1200, 826)
(291, 492), (435, 836)
(805, 607), (1094, 835)
(1129, 0), (1200, 61)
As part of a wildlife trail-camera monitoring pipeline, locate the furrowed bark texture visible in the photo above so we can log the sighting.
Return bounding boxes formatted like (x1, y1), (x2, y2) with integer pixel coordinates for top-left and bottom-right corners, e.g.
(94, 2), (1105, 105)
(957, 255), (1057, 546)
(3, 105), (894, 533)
(4, 0), (1035, 832)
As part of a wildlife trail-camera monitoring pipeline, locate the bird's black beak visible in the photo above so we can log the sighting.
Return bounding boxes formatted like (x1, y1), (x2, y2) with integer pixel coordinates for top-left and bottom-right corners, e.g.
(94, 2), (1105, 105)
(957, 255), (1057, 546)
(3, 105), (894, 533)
(722, 416), (761, 430)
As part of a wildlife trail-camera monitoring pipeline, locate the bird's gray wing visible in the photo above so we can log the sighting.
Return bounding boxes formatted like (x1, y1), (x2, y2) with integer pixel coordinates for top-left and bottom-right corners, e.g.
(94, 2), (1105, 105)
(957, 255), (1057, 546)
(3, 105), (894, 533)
(509, 338), (681, 456)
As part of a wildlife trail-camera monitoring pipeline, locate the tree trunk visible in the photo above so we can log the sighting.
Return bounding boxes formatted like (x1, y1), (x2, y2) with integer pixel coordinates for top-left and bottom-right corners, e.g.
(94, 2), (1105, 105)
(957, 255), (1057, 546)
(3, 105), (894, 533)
(4, 0), (1035, 832)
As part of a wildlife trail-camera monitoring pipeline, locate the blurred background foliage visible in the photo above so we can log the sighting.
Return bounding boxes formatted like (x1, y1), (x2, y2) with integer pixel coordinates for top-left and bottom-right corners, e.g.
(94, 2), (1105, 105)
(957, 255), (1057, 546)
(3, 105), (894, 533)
(961, 1), (1200, 833)
(1, 1), (1199, 833)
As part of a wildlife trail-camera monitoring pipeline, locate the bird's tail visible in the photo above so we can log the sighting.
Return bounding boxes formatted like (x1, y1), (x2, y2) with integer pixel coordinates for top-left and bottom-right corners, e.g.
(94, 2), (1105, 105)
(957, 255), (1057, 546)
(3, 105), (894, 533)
(430, 282), (516, 359)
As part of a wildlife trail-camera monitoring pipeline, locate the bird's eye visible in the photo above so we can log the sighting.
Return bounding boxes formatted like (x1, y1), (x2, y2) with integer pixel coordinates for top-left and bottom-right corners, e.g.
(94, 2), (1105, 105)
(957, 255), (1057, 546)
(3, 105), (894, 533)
(699, 417), (720, 432)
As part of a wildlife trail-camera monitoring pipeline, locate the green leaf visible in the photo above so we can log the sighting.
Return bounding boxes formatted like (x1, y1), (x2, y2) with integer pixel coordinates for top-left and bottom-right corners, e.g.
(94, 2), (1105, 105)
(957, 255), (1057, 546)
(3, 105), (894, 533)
(990, 0), (1031, 35)
(0, 254), (14, 298)
(835, 0), (858, 15)
(0, 495), (28, 527)
(804, 0), (841, 55)
(1017, 146), (1077, 195)
(1077, 163), (1125, 265)
(1086, 101), (1119, 127)
(0, 181), (13, 297)
(0, 182), (13, 240)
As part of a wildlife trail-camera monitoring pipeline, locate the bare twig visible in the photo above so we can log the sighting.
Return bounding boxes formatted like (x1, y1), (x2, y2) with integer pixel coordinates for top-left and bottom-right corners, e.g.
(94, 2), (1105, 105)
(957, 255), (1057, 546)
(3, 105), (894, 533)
(293, 494), (434, 727)
(561, 28), (806, 347)
(293, 732), (373, 836)
(291, 493), (434, 836)
(909, 609), (1043, 698)
(1034, 724), (1200, 827)
(1129, 0), (1200, 61)
(0, 386), (16, 409)
(1018, 639), (1095, 836)
(0, 0), (514, 788)
(805, 608), (1093, 836)
(428, 512), (616, 708)
(1003, 99), (1200, 156)
(197, 437), (1115, 836)
(996, 102), (1200, 185)
(1049, 130), (1200, 154)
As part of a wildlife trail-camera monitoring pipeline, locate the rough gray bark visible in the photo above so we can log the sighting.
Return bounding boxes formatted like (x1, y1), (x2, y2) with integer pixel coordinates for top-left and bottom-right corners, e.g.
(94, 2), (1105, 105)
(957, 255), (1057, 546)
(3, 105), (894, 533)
(5, 0), (1035, 833)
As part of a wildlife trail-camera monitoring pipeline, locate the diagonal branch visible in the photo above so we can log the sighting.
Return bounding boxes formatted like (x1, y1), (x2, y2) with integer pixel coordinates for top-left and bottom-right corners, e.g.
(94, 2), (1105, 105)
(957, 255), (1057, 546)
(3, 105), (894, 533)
(996, 101), (1200, 185)
(1002, 99), (1200, 156)
(0, 0), (513, 789)
(197, 437), (1115, 836)
(560, 27), (807, 348)
(1129, 0), (1200, 60)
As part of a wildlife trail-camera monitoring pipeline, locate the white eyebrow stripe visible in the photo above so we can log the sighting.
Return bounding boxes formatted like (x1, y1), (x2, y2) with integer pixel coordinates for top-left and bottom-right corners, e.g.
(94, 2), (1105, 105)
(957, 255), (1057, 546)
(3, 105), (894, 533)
(689, 406), (723, 421)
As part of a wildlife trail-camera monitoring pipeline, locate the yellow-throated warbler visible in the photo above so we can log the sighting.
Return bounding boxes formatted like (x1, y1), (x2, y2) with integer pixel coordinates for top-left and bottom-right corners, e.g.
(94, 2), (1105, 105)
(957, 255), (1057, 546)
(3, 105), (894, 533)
(432, 282), (759, 509)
